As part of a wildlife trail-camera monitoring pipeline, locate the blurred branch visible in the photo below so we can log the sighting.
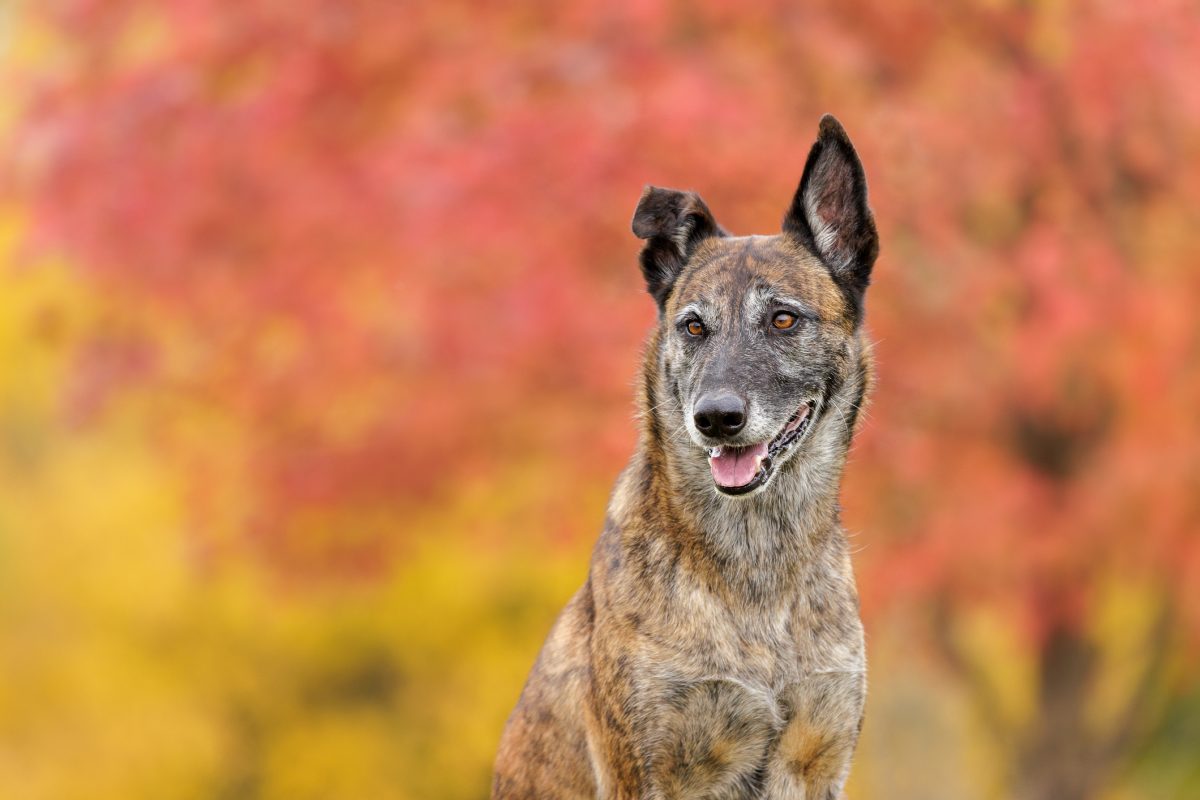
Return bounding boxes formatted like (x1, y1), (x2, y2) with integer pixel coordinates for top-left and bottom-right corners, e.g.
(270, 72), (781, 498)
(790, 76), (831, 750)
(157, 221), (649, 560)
(1098, 596), (1174, 764)
(949, 3), (1141, 260)
(931, 593), (1015, 748)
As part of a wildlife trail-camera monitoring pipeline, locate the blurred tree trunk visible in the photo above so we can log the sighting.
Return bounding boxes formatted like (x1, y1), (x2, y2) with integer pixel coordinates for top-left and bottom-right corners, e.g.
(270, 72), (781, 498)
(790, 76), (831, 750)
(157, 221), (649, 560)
(1013, 625), (1102, 800)
(933, 597), (1172, 800)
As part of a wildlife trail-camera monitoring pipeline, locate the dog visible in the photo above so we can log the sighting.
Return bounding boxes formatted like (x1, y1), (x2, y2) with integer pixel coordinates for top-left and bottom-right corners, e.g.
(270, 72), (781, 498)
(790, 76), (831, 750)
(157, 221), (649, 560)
(493, 115), (879, 800)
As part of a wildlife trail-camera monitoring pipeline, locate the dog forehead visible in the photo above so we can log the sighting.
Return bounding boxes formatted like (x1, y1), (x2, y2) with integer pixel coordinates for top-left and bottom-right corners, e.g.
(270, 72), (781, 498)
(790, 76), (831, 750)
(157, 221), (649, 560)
(669, 235), (847, 321)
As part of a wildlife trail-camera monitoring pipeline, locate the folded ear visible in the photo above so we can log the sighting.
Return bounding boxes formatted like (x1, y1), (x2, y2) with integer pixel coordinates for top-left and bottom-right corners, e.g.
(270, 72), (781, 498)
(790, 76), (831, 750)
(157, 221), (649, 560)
(783, 115), (879, 314)
(632, 186), (725, 310)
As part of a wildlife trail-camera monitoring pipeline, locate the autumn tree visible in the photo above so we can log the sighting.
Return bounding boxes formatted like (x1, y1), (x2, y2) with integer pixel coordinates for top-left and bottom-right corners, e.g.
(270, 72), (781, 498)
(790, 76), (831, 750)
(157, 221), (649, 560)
(7, 1), (1200, 798)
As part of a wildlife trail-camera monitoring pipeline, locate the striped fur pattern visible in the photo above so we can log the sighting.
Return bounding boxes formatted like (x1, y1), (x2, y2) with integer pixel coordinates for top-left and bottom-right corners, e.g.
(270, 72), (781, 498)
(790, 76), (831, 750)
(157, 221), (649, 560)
(494, 116), (879, 800)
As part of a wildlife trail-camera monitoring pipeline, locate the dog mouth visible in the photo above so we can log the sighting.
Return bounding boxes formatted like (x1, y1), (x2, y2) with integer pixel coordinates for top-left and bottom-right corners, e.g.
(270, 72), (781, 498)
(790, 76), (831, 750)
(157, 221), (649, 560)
(707, 400), (818, 496)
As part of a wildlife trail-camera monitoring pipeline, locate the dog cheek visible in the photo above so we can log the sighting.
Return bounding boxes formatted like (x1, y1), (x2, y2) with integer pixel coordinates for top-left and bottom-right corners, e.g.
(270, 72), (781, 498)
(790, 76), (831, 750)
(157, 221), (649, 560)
(660, 350), (692, 419)
(677, 351), (706, 408)
(768, 344), (811, 387)
(792, 335), (844, 388)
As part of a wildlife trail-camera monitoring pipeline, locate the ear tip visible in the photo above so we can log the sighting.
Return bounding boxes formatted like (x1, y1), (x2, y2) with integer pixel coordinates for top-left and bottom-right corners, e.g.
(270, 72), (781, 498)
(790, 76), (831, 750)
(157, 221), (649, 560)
(632, 185), (695, 238)
(818, 114), (851, 142)
(638, 185), (681, 206)
(631, 186), (663, 238)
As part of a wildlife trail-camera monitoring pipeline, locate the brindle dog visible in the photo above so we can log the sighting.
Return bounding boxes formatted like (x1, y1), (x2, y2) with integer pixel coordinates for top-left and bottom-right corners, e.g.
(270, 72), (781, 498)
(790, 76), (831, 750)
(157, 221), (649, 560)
(493, 115), (879, 800)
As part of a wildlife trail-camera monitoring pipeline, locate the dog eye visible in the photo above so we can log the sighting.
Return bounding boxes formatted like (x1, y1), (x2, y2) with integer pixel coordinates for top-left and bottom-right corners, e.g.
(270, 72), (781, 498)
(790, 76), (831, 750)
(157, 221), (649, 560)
(686, 320), (705, 337)
(771, 311), (798, 330)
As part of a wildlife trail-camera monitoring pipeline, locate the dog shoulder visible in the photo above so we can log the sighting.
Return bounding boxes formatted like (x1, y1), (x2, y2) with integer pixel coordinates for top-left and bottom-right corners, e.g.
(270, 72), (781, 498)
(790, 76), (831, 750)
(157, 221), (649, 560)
(492, 583), (598, 798)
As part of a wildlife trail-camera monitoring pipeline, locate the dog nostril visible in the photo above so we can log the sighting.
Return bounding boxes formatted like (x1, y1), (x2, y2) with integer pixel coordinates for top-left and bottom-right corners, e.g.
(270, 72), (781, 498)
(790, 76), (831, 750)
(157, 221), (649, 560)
(694, 412), (714, 432)
(721, 411), (744, 431)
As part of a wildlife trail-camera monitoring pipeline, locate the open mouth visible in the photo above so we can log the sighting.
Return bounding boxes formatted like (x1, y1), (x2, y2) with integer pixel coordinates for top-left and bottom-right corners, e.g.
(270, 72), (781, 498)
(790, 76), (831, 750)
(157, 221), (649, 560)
(707, 400), (817, 496)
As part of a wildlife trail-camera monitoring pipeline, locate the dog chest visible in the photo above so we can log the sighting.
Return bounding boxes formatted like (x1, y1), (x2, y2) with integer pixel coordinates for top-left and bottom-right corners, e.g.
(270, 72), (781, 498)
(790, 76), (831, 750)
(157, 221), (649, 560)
(631, 669), (865, 800)
(617, 585), (864, 798)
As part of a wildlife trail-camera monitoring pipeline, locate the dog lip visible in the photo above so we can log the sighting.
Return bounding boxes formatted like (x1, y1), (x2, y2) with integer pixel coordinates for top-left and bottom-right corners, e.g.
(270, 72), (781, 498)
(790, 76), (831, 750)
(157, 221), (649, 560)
(714, 467), (769, 495)
(709, 399), (817, 493)
(768, 399), (816, 456)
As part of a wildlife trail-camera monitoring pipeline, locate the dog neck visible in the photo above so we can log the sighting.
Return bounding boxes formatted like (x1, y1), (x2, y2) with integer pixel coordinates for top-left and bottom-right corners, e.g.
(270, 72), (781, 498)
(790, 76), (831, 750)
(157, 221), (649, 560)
(616, 350), (862, 607)
(680, 419), (849, 604)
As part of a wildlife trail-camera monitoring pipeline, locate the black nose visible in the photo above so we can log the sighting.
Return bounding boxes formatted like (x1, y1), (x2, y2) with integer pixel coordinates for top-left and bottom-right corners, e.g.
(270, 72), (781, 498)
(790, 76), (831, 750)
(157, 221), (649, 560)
(693, 391), (747, 438)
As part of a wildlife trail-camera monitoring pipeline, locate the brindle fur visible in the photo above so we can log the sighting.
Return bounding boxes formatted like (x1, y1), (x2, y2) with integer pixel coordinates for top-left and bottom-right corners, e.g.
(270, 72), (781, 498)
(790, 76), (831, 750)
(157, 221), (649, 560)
(494, 116), (879, 800)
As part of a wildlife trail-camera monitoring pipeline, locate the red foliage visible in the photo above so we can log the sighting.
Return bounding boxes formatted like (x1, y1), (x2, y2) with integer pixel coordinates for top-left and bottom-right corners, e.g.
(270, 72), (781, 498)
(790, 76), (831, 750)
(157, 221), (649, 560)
(9, 1), (1200, 643)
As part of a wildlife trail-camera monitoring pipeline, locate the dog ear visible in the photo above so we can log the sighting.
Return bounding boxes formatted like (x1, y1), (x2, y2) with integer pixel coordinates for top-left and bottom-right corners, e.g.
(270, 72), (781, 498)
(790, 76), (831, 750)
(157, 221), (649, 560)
(783, 115), (879, 312)
(632, 186), (725, 311)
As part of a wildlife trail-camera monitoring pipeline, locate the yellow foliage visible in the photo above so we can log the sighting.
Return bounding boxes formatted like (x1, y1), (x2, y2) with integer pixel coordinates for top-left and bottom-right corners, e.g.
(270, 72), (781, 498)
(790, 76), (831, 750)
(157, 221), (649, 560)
(0, 249), (603, 798)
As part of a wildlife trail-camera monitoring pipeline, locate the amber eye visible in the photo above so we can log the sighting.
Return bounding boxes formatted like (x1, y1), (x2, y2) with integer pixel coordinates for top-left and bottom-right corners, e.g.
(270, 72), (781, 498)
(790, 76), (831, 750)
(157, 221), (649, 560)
(686, 320), (705, 337)
(772, 311), (798, 330)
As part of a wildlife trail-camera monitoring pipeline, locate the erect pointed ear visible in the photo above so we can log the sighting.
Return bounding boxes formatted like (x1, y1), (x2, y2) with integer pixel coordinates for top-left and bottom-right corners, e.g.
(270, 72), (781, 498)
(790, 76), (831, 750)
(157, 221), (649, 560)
(632, 186), (726, 311)
(783, 115), (879, 314)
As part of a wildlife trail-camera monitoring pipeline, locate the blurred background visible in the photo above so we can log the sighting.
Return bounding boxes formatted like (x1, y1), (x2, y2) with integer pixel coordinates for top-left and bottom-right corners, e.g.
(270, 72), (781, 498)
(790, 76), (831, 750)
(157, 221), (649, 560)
(1, 1), (1199, 798)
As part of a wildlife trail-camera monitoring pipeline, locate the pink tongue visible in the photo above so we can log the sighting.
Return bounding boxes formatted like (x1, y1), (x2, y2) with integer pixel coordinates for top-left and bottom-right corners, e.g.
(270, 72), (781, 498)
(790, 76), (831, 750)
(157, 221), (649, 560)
(709, 442), (768, 487)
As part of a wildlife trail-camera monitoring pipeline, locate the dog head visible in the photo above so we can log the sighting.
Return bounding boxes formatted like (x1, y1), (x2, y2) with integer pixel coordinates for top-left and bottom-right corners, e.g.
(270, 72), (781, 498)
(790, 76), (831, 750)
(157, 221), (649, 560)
(632, 115), (878, 497)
